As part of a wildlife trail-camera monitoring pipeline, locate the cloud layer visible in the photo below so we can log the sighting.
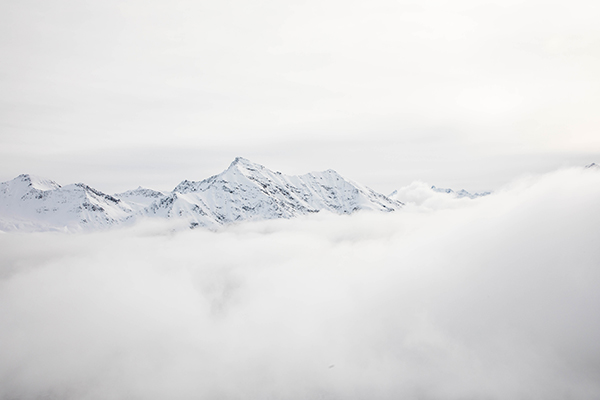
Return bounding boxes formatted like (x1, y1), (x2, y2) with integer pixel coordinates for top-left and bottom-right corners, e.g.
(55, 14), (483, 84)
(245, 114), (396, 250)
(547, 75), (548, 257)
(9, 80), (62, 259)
(1, 167), (599, 399)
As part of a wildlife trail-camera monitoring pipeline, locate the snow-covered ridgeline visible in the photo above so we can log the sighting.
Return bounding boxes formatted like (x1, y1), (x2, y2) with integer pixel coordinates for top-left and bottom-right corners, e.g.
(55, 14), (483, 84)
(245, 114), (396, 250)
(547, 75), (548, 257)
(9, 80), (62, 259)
(388, 185), (491, 203)
(429, 186), (491, 199)
(0, 158), (402, 232)
(0, 174), (133, 232)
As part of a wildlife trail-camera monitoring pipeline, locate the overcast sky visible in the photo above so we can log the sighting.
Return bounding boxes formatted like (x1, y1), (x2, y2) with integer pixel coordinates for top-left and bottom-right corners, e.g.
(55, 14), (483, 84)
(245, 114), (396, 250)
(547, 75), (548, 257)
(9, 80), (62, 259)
(1, 0), (599, 193)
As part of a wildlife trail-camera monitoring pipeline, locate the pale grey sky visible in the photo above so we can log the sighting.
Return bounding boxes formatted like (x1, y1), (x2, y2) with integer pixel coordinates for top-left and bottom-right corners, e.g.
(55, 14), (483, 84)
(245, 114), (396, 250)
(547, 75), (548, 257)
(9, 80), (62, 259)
(1, 0), (599, 193)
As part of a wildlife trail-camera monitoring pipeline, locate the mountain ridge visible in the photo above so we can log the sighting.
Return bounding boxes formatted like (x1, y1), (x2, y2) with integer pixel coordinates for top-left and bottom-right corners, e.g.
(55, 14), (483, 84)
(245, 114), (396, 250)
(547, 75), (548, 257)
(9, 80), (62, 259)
(0, 158), (402, 232)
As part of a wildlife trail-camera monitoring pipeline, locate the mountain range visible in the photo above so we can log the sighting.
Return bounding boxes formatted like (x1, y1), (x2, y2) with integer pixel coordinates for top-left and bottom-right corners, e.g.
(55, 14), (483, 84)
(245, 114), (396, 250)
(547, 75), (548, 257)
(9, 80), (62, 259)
(0, 157), (402, 232)
(4, 159), (597, 233)
(429, 186), (491, 199)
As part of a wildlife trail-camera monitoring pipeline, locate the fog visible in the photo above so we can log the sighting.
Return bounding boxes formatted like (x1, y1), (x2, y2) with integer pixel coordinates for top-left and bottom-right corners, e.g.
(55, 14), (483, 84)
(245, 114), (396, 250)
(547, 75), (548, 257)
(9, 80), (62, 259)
(1, 167), (599, 400)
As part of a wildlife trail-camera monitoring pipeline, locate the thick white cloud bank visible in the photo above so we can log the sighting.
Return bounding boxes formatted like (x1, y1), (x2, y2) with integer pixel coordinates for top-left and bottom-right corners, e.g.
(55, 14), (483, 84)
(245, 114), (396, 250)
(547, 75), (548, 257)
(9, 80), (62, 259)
(1, 167), (599, 400)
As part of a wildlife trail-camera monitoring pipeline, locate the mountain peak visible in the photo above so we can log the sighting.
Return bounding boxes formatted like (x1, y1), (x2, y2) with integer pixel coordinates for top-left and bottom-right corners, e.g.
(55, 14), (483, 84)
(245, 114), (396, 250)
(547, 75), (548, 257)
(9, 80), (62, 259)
(228, 157), (265, 171)
(232, 156), (248, 164)
(13, 174), (61, 191)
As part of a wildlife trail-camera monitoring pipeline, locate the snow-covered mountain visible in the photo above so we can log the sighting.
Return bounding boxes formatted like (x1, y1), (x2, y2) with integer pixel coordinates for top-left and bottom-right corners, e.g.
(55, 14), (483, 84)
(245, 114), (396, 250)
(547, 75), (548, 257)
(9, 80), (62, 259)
(0, 174), (133, 232)
(113, 187), (167, 212)
(388, 185), (490, 202)
(143, 157), (401, 228)
(0, 158), (402, 232)
(430, 186), (491, 199)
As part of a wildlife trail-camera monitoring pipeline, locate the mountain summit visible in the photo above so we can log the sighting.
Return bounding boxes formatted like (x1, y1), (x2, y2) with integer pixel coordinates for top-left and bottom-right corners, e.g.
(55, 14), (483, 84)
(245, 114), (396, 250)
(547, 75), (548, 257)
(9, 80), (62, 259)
(148, 158), (401, 228)
(0, 158), (402, 232)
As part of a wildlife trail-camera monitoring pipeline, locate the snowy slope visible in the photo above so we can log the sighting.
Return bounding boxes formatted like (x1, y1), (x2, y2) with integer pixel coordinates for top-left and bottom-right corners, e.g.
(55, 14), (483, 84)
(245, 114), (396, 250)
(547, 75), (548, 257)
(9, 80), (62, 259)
(113, 187), (167, 212)
(0, 159), (402, 232)
(143, 157), (402, 228)
(0, 174), (133, 232)
(430, 186), (491, 199)
(389, 186), (490, 201)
